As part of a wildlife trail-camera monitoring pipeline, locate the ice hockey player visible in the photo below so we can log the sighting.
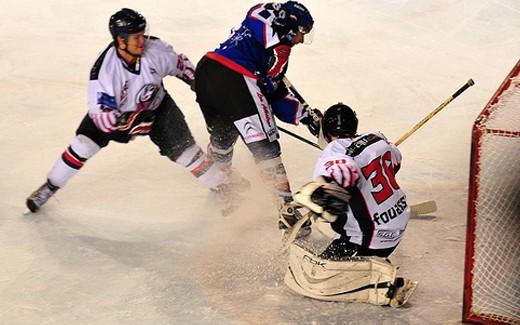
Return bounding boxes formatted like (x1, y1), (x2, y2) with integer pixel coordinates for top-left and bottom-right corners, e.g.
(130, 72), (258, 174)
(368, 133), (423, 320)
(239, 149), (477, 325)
(194, 1), (321, 233)
(25, 8), (229, 212)
(284, 103), (418, 307)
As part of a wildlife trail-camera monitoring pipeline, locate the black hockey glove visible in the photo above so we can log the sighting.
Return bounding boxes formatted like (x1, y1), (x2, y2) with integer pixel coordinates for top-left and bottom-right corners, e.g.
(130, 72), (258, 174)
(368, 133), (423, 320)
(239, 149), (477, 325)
(300, 108), (323, 137)
(255, 72), (278, 96)
(116, 110), (156, 135)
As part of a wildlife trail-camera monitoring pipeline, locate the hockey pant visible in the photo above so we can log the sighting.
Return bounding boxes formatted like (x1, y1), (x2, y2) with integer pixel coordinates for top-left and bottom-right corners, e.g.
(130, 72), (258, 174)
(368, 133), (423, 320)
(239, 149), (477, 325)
(196, 56), (293, 203)
(46, 94), (227, 189)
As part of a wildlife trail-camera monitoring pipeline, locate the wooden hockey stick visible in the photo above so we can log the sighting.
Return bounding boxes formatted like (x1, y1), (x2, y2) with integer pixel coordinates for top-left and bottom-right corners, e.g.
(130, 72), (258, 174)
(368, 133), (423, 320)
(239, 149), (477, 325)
(312, 200), (438, 240)
(410, 200), (437, 215)
(395, 79), (475, 146)
(282, 76), (321, 124)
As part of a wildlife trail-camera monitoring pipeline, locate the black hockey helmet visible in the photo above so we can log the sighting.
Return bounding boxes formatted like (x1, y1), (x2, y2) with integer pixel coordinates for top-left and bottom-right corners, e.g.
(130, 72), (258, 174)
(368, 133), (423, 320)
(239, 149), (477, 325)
(109, 8), (146, 42)
(274, 1), (314, 38)
(283, 1), (314, 34)
(322, 103), (358, 141)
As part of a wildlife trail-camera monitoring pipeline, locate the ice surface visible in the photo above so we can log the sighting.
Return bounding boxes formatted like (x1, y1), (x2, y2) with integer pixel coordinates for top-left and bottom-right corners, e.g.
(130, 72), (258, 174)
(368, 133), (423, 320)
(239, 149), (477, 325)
(1, 0), (520, 324)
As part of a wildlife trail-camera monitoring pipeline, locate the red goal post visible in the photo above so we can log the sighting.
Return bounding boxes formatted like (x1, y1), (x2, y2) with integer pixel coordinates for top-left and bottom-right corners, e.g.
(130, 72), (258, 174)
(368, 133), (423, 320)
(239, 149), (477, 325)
(463, 59), (520, 325)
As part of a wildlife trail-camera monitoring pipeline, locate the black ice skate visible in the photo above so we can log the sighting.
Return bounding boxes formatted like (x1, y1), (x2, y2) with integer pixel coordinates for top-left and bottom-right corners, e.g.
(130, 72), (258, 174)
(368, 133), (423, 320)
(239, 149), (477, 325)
(279, 203), (312, 239)
(26, 180), (59, 213)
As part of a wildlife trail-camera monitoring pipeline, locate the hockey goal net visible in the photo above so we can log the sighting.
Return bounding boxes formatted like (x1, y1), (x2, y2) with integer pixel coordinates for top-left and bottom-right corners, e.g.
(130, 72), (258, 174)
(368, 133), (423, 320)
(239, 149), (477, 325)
(463, 59), (520, 325)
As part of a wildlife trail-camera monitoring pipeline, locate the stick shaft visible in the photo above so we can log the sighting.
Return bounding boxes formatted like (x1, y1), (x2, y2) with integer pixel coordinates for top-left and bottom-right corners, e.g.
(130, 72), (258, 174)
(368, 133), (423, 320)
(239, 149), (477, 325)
(395, 79), (474, 146)
(279, 126), (321, 150)
(282, 77), (321, 123)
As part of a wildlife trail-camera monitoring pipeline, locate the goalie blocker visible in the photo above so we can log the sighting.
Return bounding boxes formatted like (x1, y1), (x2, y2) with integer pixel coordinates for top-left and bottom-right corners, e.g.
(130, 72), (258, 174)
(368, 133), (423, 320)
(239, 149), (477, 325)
(284, 244), (418, 307)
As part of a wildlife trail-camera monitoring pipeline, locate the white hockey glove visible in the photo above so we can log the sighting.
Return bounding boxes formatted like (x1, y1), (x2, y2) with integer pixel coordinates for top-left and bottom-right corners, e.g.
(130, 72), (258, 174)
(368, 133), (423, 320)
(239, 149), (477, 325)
(293, 176), (351, 223)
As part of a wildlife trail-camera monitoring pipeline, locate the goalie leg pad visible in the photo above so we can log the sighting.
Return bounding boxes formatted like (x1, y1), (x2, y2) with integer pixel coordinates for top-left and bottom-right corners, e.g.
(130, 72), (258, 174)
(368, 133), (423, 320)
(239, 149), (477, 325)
(284, 244), (398, 306)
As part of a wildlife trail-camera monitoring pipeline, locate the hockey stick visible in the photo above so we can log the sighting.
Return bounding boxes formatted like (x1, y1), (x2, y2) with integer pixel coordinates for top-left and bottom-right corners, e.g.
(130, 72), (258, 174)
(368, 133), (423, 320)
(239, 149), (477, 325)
(281, 212), (312, 252)
(394, 79), (475, 146)
(278, 127), (321, 149)
(282, 76), (321, 124)
(273, 76), (322, 150)
(410, 200), (437, 215)
(309, 200), (438, 240)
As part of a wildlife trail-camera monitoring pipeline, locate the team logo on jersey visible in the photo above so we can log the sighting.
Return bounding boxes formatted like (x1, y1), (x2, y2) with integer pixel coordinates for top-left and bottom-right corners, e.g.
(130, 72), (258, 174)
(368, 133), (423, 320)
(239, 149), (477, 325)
(136, 84), (160, 110)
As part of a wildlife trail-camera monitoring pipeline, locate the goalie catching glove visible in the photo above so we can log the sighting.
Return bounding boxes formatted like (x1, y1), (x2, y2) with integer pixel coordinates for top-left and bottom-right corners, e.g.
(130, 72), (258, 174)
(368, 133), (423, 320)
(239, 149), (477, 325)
(116, 110), (155, 135)
(293, 176), (351, 223)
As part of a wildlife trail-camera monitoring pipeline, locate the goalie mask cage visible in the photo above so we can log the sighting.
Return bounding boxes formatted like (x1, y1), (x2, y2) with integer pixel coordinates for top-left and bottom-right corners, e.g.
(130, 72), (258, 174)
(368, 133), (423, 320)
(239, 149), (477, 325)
(463, 59), (520, 325)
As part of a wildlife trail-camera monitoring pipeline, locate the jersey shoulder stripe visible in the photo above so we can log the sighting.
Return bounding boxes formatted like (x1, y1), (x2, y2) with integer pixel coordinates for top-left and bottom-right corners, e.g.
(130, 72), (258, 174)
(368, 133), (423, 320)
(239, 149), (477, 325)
(345, 133), (384, 157)
(90, 44), (113, 81)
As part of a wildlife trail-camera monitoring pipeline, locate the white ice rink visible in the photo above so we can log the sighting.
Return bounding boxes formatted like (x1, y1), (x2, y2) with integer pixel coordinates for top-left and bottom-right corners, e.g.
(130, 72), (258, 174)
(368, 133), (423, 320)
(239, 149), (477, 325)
(1, 1), (519, 324)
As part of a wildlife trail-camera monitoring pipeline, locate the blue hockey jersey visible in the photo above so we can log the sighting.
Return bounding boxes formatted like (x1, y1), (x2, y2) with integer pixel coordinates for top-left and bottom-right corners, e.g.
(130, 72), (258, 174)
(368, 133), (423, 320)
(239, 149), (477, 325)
(205, 3), (306, 124)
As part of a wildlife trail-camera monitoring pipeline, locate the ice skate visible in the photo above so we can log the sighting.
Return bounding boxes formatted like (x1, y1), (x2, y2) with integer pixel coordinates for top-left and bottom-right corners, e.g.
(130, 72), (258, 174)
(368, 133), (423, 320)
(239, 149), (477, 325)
(279, 202), (312, 239)
(228, 169), (251, 192)
(210, 183), (241, 216)
(26, 180), (59, 213)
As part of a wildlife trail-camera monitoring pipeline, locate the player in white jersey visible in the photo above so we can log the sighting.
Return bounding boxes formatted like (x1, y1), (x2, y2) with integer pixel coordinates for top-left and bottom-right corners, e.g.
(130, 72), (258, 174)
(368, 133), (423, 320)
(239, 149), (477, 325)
(283, 103), (417, 307)
(294, 103), (411, 259)
(25, 8), (229, 212)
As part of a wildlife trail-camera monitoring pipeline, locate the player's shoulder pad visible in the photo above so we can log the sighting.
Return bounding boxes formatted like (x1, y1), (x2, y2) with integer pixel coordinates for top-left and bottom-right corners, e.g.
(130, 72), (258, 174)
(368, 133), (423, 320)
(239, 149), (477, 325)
(345, 132), (386, 157)
(90, 43), (113, 81)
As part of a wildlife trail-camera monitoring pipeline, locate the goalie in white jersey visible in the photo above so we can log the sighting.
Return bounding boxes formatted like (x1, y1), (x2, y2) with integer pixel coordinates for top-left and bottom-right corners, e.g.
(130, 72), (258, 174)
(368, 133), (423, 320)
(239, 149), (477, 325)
(284, 103), (417, 307)
(25, 8), (229, 212)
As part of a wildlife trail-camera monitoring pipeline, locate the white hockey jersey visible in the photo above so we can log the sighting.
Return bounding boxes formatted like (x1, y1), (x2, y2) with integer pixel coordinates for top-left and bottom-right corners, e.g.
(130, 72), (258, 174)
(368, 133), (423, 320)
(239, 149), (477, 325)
(87, 37), (195, 133)
(313, 132), (411, 250)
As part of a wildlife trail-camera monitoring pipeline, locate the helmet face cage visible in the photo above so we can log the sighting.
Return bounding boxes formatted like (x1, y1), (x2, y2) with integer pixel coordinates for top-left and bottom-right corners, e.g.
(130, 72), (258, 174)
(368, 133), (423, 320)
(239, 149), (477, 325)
(109, 8), (147, 44)
(322, 103), (359, 141)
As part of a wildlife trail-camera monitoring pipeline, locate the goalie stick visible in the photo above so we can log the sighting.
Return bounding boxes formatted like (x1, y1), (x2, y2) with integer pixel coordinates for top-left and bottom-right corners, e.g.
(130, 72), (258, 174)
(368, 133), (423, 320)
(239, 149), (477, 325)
(395, 79), (475, 145)
(282, 200), (439, 245)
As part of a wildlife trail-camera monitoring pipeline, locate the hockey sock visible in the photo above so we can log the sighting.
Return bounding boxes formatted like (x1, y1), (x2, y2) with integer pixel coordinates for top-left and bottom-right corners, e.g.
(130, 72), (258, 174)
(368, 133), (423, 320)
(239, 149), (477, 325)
(47, 135), (100, 188)
(175, 144), (229, 189)
(257, 157), (293, 203)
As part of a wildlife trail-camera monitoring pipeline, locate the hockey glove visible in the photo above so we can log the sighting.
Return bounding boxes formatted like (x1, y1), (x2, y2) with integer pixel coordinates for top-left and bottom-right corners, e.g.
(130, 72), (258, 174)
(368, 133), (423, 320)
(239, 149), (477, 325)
(255, 72), (278, 96)
(293, 176), (351, 223)
(300, 108), (323, 137)
(116, 110), (156, 135)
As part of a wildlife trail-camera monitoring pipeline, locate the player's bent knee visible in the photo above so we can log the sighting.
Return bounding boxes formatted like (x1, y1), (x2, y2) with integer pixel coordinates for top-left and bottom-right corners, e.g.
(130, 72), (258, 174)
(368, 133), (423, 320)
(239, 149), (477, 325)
(247, 139), (281, 162)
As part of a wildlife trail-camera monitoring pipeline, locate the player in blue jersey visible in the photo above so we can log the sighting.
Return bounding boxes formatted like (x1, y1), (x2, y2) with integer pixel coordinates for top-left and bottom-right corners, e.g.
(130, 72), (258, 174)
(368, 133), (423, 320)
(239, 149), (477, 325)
(194, 1), (320, 235)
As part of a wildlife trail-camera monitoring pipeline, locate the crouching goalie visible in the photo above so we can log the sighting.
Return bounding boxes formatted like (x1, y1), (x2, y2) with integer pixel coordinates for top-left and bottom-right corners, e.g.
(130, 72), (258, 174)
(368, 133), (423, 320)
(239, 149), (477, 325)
(282, 103), (417, 307)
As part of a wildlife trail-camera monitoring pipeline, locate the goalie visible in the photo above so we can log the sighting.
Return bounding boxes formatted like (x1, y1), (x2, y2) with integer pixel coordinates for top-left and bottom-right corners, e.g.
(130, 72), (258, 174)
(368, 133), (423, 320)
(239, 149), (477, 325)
(283, 103), (417, 307)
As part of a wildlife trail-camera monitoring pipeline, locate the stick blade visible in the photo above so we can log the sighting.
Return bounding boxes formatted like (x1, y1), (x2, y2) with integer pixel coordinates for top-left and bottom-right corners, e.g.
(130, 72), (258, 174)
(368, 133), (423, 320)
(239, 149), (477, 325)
(410, 200), (437, 215)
